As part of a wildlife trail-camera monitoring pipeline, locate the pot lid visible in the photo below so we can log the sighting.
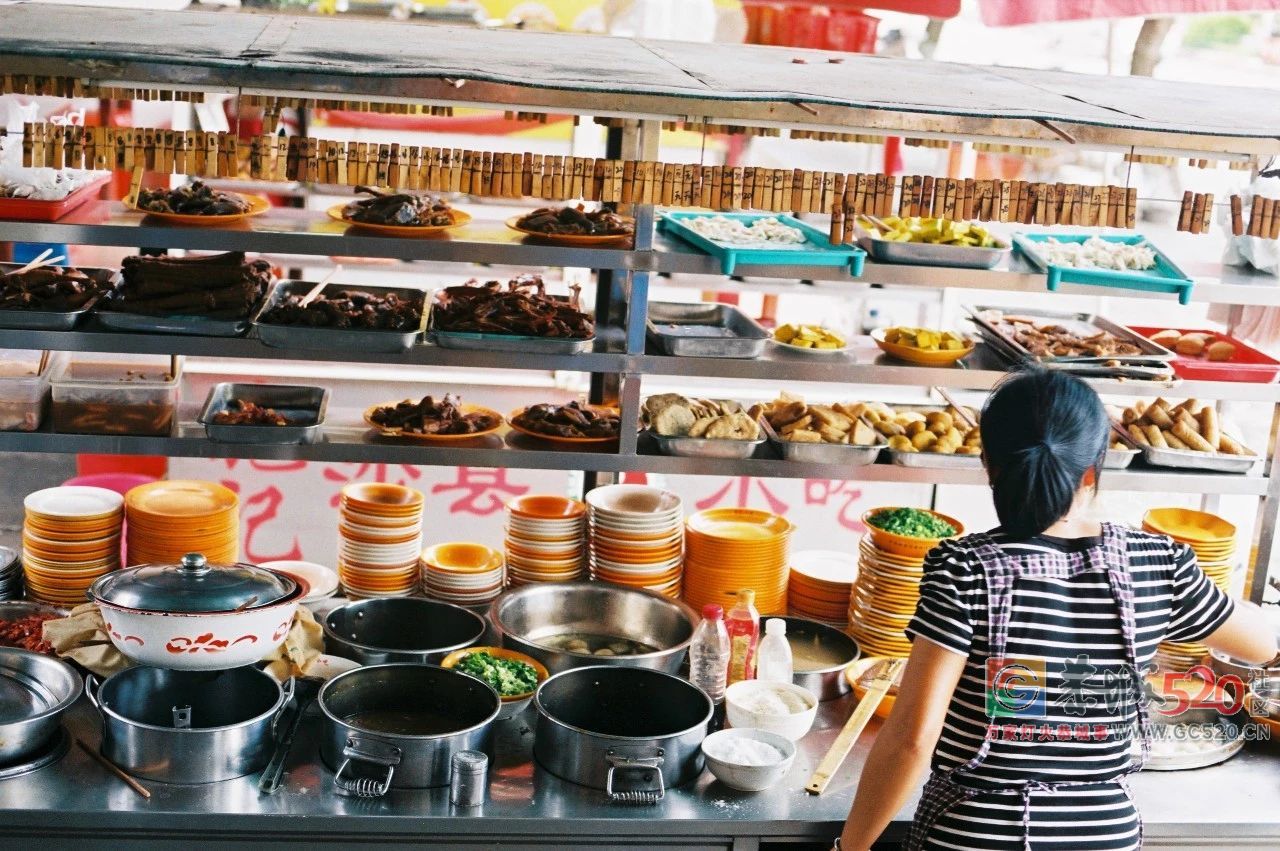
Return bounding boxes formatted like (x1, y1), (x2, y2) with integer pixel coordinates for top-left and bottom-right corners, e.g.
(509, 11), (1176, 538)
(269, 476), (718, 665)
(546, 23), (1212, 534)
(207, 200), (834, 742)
(91, 553), (297, 613)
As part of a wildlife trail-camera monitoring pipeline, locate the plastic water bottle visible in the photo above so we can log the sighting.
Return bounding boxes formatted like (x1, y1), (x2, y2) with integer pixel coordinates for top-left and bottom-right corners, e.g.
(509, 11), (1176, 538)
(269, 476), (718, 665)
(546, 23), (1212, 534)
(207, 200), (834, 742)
(756, 618), (793, 683)
(725, 589), (761, 685)
(690, 604), (731, 704)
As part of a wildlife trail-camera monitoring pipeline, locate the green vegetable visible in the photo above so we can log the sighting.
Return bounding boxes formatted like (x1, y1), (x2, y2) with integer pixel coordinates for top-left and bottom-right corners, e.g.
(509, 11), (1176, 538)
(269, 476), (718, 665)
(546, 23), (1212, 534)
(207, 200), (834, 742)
(867, 507), (956, 539)
(456, 651), (539, 697)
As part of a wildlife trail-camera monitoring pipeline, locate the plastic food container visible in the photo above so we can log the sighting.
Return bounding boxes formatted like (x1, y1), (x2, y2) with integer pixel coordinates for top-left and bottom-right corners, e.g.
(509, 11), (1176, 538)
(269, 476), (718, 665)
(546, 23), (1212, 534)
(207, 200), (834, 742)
(0, 350), (65, 432)
(50, 353), (181, 437)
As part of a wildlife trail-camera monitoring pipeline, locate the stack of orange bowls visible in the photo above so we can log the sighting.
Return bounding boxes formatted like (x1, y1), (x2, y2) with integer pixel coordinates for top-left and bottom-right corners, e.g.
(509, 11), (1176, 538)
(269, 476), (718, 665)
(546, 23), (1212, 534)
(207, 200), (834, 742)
(22, 486), (124, 605)
(684, 507), (792, 615)
(1144, 507), (1237, 670)
(338, 483), (424, 599)
(587, 485), (684, 599)
(504, 494), (587, 586)
(850, 507), (963, 658)
(422, 542), (505, 605)
(124, 480), (239, 566)
(788, 550), (858, 627)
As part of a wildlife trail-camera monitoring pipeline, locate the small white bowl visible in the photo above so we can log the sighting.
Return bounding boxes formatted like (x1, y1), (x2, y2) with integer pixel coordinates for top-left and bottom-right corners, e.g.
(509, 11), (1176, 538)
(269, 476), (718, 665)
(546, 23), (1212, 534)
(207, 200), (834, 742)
(701, 728), (797, 792)
(260, 560), (339, 604)
(725, 680), (819, 741)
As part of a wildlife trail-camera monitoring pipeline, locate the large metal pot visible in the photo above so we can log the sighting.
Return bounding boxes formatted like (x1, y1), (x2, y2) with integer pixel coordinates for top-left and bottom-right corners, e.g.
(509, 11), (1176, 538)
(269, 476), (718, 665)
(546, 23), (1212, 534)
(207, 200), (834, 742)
(318, 663), (499, 796)
(534, 666), (711, 804)
(0, 647), (82, 764)
(323, 598), (486, 665)
(87, 665), (291, 783)
(490, 582), (697, 675)
(89, 552), (303, 671)
(783, 616), (860, 702)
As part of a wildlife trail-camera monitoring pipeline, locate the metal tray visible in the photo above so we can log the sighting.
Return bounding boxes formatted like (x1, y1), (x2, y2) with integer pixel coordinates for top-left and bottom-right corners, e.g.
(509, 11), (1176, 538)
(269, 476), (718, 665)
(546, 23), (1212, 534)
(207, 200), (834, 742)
(646, 427), (765, 459)
(253, 281), (426, 353)
(1104, 447), (1141, 470)
(967, 305), (1174, 364)
(1141, 443), (1259, 474)
(888, 448), (983, 468)
(197, 382), (329, 445)
(661, 211), (865, 276)
(1014, 233), (1195, 305)
(0, 264), (117, 331)
(646, 301), (769, 359)
(856, 225), (1010, 270)
(96, 302), (260, 338)
(761, 417), (884, 466)
(427, 329), (593, 355)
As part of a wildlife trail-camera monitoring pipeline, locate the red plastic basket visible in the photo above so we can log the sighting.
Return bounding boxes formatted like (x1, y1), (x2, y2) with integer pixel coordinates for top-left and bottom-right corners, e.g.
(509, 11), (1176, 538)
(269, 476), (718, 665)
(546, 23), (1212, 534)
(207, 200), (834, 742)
(0, 174), (110, 222)
(1129, 326), (1280, 384)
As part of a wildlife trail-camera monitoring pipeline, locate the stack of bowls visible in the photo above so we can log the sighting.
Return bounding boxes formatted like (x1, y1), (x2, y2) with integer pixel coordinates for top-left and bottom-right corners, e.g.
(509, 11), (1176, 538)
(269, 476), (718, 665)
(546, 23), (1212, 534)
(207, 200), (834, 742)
(849, 508), (962, 659)
(788, 550), (858, 628)
(1144, 507), (1237, 671)
(422, 542), (505, 605)
(683, 507), (792, 615)
(22, 486), (124, 605)
(124, 480), (239, 566)
(587, 485), (685, 599)
(0, 547), (20, 600)
(338, 483), (424, 599)
(504, 495), (587, 586)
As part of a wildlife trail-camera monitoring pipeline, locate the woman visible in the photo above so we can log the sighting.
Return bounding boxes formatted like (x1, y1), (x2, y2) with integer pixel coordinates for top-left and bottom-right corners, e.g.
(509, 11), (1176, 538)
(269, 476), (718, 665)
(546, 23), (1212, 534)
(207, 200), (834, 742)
(835, 369), (1277, 851)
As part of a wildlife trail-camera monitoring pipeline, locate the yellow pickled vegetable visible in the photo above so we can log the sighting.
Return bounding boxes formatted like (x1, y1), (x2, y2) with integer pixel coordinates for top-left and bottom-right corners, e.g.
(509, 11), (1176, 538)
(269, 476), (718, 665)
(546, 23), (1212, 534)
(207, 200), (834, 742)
(774, 324), (846, 351)
(862, 215), (998, 249)
(881, 326), (970, 353)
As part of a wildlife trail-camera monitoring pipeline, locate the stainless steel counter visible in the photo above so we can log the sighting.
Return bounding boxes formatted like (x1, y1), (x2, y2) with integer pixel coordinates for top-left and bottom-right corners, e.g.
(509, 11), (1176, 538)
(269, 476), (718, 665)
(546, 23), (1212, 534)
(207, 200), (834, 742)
(1, 695), (1278, 849)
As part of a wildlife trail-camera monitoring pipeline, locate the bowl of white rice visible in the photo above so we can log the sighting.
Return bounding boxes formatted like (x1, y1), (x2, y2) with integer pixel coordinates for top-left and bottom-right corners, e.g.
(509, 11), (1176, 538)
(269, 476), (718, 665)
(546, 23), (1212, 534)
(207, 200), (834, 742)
(701, 728), (797, 792)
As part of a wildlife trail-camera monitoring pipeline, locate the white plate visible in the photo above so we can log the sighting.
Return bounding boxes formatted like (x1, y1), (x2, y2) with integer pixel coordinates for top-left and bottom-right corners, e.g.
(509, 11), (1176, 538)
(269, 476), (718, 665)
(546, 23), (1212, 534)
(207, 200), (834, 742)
(25, 486), (124, 519)
(586, 485), (682, 516)
(791, 550), (859, 585)
(259, 560), (339, 603)
(768, 337), (851, 356)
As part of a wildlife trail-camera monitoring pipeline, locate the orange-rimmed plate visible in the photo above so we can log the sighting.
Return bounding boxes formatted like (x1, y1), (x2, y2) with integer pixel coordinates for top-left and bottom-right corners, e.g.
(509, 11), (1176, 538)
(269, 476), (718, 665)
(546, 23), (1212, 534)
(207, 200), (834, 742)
(505, 214), (635, 246)
(363, 401), (503, 442)
(507, 406), (621, 444)
(129, 192), (270, 225)
(687, 508), (793, 541)
(341, 483), (424, 512)
(507, 494), (587, 520)
(328, 203), (471, 237)
(422, 543), (502, 573)
(126, 480), (238, 518)
(1142, 508), (1236, 543)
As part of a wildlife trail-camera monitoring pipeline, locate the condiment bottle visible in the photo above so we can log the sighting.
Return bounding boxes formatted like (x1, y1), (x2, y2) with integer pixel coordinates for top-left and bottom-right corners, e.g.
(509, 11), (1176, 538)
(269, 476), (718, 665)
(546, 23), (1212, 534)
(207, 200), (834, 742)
(725, 589), (761, 685)
(756, 618), (793, 684)
(690, 603), (731, 704)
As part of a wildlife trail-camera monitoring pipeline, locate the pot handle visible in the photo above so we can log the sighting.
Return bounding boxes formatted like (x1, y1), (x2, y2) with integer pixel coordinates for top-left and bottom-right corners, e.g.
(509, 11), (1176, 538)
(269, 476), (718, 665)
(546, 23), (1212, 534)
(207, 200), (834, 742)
(333, 736), (401, 799)
(85, 674), (101, 711)
(270, 677), (296, 738)
(604, 749), (666, 805)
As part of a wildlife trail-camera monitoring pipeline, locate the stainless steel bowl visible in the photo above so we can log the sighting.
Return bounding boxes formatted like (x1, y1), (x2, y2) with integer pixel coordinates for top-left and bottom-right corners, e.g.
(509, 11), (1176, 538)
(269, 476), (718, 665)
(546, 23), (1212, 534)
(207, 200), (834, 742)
(0, 648), (82, 764)
(324, 598), (487, 665)
(782, 616), (860, 702)
(489, 582), (697, 675)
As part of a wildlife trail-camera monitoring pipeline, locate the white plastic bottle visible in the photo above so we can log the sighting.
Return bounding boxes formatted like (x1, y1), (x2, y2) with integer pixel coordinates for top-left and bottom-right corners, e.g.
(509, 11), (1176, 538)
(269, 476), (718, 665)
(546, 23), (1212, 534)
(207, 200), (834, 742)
(689, 603), (731, 703)
(756, 618), (793, 684)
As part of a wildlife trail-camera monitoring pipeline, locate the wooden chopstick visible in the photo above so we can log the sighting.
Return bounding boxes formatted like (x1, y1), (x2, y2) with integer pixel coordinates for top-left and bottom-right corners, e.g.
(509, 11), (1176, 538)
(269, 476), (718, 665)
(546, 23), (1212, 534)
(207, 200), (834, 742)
(806, 658), (905, 795)
(76, 738), (151, 799)
(932, 386), (978, 431)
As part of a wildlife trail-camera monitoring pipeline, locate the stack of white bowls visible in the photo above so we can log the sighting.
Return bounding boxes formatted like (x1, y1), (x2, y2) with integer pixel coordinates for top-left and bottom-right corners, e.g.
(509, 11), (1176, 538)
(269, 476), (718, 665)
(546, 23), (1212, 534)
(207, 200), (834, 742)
(504, 495), (587, 586)
(586, 485), (685, 599)
(421, 542), (505, 605)
(337, 483), (424, 599)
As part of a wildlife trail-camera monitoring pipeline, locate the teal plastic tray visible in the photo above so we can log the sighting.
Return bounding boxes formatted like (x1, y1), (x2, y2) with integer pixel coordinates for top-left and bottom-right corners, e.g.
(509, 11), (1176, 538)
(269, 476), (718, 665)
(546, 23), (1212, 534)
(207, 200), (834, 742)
(660, 212), (865, 277)
(1013, 233), (1194, 305)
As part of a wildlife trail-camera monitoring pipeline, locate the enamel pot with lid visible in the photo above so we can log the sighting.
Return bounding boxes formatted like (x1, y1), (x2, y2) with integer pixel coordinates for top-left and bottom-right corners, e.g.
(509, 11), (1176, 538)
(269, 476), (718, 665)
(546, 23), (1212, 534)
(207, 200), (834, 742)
(88, 552), (303, 671)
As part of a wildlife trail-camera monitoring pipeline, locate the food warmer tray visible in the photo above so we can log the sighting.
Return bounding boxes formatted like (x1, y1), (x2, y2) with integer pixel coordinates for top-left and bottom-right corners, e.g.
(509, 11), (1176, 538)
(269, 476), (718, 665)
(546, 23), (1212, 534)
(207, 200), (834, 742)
(646, 301), (769, 359)
(646, 426), (766, 459)
(761, 418), (884, 466)
(659, 211), (865, 277)
(253, 281), (426, 354)
(1127, 326), (1280, 384)
(854, 224), (1010, 269)
(1140, 443), (1259, 475)
(977, 324), (1176, 381)
(967, 305), (1175, 364)
(198, 382), (329, 445)
(1013, 233), (1194, 305)
(95, 298), (265, 338)
(0, 264), (118, 331)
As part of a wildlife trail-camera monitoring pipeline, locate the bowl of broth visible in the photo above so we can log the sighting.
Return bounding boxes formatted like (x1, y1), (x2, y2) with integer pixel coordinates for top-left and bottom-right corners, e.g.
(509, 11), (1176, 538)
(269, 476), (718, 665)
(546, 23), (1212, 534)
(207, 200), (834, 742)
(782, 616), (861, 702)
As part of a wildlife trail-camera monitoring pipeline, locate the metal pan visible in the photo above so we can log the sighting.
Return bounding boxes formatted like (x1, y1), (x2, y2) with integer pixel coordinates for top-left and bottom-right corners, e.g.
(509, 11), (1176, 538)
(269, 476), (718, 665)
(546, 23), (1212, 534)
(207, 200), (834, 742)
(253, 281), (426, 353)
(967, 305), (1174, 364)
(855, 225), (1010, 270)
(95, 304), (258, 338)
(646, 301), (769, 359)
(761, 417), (884, 465)
(198, 382), (329, 445)
(427, 329), (594, 355)
(888, 449), (983, 468)
(1141, 444), (1259, 474)
(0, 264), (117, 331)
(646, 427), (766, 459)
(1103, 447), (1140, 470)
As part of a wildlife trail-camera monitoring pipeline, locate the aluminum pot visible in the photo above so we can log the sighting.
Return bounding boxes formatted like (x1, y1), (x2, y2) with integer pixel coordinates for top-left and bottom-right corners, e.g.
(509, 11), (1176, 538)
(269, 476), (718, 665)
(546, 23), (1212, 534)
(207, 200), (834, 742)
(782, 616), (860, 702)
(87, 665), (291, 783)
(323, 598), (486, 665)
(0, 647), (82, 764)
(490, 582), (697, 675)
(534, 665), (712, 804)
(318, 663), (500, 796)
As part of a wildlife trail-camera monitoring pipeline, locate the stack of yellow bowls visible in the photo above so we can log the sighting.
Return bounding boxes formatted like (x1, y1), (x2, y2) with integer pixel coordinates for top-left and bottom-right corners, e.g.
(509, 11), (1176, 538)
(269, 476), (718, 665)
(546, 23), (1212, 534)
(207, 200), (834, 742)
(338, 483), (423, 599)
(849, 507), (963, 658)
(504, 494), (587, 586)
(1144, 507), (1237, 670)
(788, 550), (858, 627)
(22, 486), (124, 605)
(124, 480), (239, 566)
(587, 485), (684, 599)
(683, 507), (792, 615)
(421, 542), (505, 605)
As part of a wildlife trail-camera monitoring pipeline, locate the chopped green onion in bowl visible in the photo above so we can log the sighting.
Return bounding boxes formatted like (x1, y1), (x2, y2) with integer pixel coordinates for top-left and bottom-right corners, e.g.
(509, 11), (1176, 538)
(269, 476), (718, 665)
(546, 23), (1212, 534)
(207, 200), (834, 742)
(455, 651), (540, 698)
(866, 507), (957, 539)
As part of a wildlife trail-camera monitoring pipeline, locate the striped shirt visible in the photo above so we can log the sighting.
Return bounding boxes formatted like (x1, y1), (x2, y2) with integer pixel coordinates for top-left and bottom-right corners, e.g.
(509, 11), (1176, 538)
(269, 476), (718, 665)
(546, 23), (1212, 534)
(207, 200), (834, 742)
(905, 528), (1234, 851)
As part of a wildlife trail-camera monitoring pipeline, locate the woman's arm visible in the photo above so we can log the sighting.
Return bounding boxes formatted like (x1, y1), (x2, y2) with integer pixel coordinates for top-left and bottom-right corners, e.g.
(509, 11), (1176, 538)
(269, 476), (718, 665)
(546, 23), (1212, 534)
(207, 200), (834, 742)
(1203, 601), (1277, 665)
(836, 638), (968, 851)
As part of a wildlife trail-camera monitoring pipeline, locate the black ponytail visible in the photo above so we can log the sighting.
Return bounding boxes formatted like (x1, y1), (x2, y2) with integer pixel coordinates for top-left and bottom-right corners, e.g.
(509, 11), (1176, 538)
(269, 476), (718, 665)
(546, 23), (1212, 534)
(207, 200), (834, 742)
(980, 368), (1109, 539)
